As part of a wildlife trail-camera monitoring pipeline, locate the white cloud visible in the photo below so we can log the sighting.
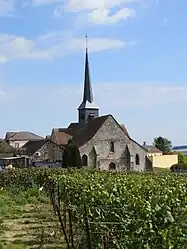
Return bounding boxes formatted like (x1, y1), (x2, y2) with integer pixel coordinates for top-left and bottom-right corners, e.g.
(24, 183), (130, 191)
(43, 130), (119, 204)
(0, 81), (187, 145)
(0, 32), (129, 63)
(51, 0), (144, 24)
(88, 7), (135, 24)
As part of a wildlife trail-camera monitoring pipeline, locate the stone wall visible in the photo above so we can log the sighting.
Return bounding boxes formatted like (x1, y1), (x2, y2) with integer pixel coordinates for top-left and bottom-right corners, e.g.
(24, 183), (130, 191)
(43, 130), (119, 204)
(32, 141), (63, 162)
(79, 115), (150, 171)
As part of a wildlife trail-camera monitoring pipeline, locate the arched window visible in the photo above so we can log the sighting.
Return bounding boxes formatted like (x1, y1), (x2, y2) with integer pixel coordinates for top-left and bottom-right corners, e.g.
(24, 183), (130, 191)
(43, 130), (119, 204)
(109, 162), (116, 170)
(135, 154), (140, 165)
(110, 141), (115, 152)
(82, 154), (88, 166)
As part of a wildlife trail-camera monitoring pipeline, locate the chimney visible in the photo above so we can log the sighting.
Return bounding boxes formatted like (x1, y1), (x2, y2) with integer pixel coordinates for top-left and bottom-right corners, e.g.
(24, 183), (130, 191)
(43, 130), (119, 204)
(143, 141), (146, 146)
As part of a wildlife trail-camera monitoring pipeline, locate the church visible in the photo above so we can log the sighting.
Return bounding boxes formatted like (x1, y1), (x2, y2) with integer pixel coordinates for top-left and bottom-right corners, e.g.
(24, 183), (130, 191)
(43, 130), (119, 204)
(51, 45), (152, 171)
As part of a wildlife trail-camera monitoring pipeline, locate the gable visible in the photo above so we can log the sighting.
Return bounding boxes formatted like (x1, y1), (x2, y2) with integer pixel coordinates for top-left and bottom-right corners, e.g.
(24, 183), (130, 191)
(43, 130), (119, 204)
(51, 129), (72, 146)
(93, 115), (130, 142)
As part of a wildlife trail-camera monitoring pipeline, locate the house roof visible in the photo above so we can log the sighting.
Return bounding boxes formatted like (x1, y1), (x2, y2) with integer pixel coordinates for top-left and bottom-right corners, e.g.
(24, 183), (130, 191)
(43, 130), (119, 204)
(52, 130), (73, 146)
(5, 131), (44, 141)
(144, 145), (162, 153)
(20, 139), (48, 155)
(5, 132), (17, 141)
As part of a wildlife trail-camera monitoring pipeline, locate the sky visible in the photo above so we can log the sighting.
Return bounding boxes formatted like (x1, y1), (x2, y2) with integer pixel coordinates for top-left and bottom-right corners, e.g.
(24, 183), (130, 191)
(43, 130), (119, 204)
(0, 0), (187, 146)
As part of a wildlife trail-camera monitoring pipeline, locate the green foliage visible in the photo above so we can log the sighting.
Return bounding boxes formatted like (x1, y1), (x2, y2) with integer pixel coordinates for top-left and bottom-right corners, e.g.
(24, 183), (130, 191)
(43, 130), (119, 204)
(0, 141), (17, 154)
(62, 139), (81, 168)
(170, 153), (187, 171)
(153, 136), (172, 153)
(1, 168), (187, 248)
(178, 153), (187, 165)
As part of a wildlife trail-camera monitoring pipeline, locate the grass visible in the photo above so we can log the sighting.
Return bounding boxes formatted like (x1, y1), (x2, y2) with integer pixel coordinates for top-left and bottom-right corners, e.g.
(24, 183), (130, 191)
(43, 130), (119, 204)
(0, 188), (63, 249)
(153, 167), (170, 172)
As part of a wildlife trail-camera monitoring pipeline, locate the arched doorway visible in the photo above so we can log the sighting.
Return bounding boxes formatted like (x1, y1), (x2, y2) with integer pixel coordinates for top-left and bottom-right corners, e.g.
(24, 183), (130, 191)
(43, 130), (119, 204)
(82, 155), (88, 166)
(109, 162), (116, 170)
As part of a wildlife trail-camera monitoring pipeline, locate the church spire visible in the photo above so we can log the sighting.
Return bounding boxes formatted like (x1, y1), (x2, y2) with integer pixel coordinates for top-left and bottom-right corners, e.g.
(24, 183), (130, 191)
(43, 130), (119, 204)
(78, 35), (99, 124)
(83, 35), (93, 103)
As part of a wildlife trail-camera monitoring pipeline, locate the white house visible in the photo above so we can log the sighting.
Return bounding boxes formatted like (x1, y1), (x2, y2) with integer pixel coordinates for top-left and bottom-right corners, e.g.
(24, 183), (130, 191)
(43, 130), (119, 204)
(5, 131), (44, 149)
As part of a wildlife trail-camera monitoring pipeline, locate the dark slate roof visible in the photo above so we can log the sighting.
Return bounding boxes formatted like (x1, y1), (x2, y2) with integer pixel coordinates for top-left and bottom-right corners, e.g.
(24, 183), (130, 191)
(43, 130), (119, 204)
(5, 131), (44, 141)
(20, 139), (47, 155)
(53, 114), (140, 150)
(68, 123), (83, 129)
(144, 145), (162, 153)
(53, 115), (110, 147)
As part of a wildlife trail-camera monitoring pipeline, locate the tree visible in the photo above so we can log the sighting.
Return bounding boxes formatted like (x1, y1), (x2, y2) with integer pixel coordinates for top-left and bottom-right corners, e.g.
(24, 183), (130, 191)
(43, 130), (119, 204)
(153, 136), (172, 153)
(178, 152), (187, 165)
(62, 139), (81, 168)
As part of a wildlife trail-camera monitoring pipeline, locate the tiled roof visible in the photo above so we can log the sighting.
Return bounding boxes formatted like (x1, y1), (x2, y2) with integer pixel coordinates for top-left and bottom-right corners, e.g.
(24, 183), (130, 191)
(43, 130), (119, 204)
(5, 131), (44, 141)
(52, 130), (73, 146)
(144, 145), (162, 153)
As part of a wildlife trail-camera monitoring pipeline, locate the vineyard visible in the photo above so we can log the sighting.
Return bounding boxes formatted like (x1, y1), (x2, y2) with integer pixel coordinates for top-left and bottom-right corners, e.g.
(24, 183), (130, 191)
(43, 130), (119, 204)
(1, 168), (187, 248)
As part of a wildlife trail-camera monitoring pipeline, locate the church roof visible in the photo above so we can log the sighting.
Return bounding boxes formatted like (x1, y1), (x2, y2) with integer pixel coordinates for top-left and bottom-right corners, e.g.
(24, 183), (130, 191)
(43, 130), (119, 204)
(52, 114), (134, 149)
(53, 115), (110, 147)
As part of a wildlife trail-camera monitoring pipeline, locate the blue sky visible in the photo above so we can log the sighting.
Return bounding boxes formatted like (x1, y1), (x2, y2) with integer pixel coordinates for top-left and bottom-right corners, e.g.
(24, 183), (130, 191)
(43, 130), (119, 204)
(0, 0), (187, 146)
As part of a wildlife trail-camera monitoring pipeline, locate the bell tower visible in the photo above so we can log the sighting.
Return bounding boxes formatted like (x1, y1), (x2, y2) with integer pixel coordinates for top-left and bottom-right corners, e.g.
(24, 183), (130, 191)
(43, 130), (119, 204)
(77, 35), (99, 125)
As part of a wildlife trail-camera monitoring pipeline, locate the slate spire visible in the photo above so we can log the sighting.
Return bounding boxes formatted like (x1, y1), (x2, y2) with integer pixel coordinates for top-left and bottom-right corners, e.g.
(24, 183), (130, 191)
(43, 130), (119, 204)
(78, 35), (99, 124)
(83, 35), (93, 103)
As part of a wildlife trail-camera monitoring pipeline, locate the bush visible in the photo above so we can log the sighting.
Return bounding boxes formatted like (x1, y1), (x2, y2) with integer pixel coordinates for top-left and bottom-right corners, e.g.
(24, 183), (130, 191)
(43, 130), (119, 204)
(170, 163), (187, 171)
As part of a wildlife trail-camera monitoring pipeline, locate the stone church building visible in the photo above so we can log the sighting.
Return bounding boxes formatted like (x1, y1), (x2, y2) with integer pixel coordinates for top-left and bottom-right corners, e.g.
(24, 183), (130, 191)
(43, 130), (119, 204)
(51, 47), (152, 171)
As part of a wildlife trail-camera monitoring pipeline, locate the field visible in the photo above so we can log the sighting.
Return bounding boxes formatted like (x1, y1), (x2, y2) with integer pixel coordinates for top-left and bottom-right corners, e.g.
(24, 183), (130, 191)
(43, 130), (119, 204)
(1, 168), (187, 249)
